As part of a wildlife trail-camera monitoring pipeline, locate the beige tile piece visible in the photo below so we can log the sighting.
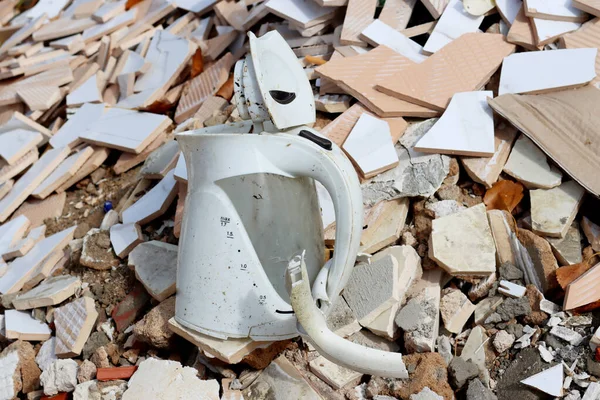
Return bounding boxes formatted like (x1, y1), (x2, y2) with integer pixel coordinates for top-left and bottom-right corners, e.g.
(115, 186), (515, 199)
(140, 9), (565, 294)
(2, 224), (46, 261)
(507, 5), (544, 50)
(461, 122), (518, 188)
(0, 68), (70, 107)
(503, 135), (562, 189)
(0, 14), (47, 55)
(174, 53), (233, 123)
(24, 249), (68, 290)
(0, 111), (51, 138)
(32, 17), (97, 42)
(81, 108), (172, 154)
(0, 215), (30, 256)
(0, 147), (70, 223)
(564, 262), (600, 309)
(422, 0), (450, 18)
(202, 30), (238, 61)
(32, 146), (95, 199)
(524, 0), (587, 22)
(214, 0), (249, 31)
(430, 203), (497, 276)
(266, 0), (338, 29)
(13, 275), (80, 310)
(487, 209), (518, 266)
(309, 355), (363, 390)
(319, 51), (347, 95)
(11, 192), (66, 228)
(0, 149), (37, 185)
(0, 129), (43, 165)
(193, 96), (229, 125)
(573, 0), (600, 16)
(54, 297), (98, 357)
(359, 198), (410, 253)
(4, 309), (51, 341)
(582, 216), (600, 252)
(561, 18), (600, 86)
(340, 0), (377, 46)
(81, 8), (138, 43)
(16, 86), (62, 111)
(0, 180), (13, 200)
(315, 46), (438, 117)
(0, 225), (75, 294)
(110, 223), (143, 258)
(113, 131), (168, 175)
(379, 0), (417, 30)
(530, 180), (586, 238)
(92, 0), (126, 22)
(121, 170), (177, 225)
(168, 317), (273, 364)
(376, 33), (516, 111)
(66, 71), (106, 106)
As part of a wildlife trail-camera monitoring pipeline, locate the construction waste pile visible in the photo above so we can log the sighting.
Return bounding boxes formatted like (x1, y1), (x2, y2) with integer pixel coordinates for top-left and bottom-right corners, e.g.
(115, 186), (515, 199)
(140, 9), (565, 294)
(0, 0), (600, 398)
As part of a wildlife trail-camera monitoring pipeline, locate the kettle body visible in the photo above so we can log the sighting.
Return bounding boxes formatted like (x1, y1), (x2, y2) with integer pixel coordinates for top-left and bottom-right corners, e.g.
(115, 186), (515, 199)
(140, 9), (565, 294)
(175, 125), (363, 341)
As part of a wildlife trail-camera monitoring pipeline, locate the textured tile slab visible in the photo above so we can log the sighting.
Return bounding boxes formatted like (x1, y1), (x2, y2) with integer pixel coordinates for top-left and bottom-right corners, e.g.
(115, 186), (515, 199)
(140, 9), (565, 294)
(564, 262), (600, 309)
(54, 297), (98, 357)
(461, 122), (518, 188)
(343, 113), (399, 178)
(81, 107), (171, 154)
(4, 309), (51, 341)
(414, 91), (495, 157)
(0, 129), (42, 165)
(16, 86), (62, 111)
(315, 46), (437, 117)
(532, 18), (582, 45)
(503, 135), (562, 189)
(340, 0), (377, 46)
(499, 48), (596, 95)
(423, 0), (484, 53)
(379, 0), (417, 30)
(376, 33), (515, 111)
(430, 203), (496, 276)
(121, 170), (177, 225)
(32, 146), (94, 199)
(0, 146), (70, 223)
(530, 180), (586, 238)
(174, 53), (233, 123)
(489, 87), (600, 196)
(266, 0), (338, 29)
(13, 275), (80, 310)
(0, 225), (75, 294)
(524, 0), (586, 22)
(129, 241), (177, 301)
(360, 20), (426, 63)
(110, 223), (143, 258)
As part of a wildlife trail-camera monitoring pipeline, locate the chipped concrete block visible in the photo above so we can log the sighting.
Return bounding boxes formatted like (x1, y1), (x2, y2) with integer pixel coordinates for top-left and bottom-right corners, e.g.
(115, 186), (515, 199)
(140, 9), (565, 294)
(309, 355), (363, 390)
(530, 181), (586, 238)
(493, 330), (515, 353)
(40, 359), (78, 396)
(133, 296), (175, 349)
(109, 223), (143, 258)
(122, 358), (219, 400)
(55, 297), (98, 357)
(361, 119), (450, 204)
(243, 355), (322, 400)
(546, 222), (583, 266)
(343, 254), (399, 326)
(129, 241), (177, 302)
(374, 245), (422, 306)
(430, 204), (496, 276)
(5, 309), (51, 340)
(439, 289), (476, 334)
(550, 326), (583, 345)
(13, 275), (80, 310)
(582, 217), (600, 252)
(80, 228), (119, 270)
(35, 337), (57, 371)
(437, 336), (453, 365)
(77, 360), (96, 384)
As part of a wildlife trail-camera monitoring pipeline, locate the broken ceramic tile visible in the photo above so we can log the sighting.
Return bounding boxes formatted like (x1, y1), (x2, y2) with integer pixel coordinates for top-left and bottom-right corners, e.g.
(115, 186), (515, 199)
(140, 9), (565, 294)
(503, 135), (562, 189)
(121, 170), (178, 225)
(429, 203), (496, 276)
(12, 275), (80, 310)
(520, 364), (564, 397)
(423, 0), (484, 54)
(54, 297), (98, 357)
(309, 355), (363, 390)
(498, 280), (527, 298)
(582, 217), (600, 252)
(360, 19), (426, 63)
(129, 241), (177, 302)
(4, 309), (51, 341)
(439, 288), (476, 334)
(530, 181), (586, 238)
(109, 223), (144, 258)
(546, 222), (583, 265)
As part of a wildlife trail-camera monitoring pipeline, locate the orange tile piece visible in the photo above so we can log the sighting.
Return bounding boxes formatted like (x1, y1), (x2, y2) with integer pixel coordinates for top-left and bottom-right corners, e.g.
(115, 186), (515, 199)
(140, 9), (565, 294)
(379, 0), (417, 30)
(564, 262), (600, 310)
(41, 393), (69, 400)
(316, 46), (438, 117)
(561, 18), (600, 86)
(340, 0), (377, 46)
(507, 5), (542, 50)
(97, 366), (138, 381)
(375, 33), (516, 111)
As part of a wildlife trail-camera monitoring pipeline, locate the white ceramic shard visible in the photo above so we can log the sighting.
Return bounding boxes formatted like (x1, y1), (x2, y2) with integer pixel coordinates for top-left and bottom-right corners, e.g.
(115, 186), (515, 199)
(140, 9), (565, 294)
(423, 0), (484, 54)
(520, 364), (564, 397)
(360, 20), (426, 63)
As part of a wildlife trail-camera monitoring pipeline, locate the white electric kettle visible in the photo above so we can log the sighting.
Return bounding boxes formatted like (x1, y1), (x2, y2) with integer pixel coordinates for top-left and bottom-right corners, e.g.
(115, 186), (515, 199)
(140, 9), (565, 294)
(175, 31), (408, 378)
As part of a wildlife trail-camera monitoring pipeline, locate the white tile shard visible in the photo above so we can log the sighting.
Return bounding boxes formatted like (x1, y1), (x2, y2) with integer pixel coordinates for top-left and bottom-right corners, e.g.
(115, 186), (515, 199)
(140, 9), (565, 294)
(499, 49), (597, 95)
(4, 309), (51, 341)
(110, 223), (144, 258)
(414, 91), (495, 157)
(423, 0), (484, 54)
(360, 20), (427, 63)
(13, 275), (80, 310)
(521, 364), (564, 397)
(129, 241), (178, 301)
(309, 355), (363, 390)
(530, 181), (586, 238)
(498, 280), (527, 298)
(503, 135), (562, 189)
(122, 170), (178, 225)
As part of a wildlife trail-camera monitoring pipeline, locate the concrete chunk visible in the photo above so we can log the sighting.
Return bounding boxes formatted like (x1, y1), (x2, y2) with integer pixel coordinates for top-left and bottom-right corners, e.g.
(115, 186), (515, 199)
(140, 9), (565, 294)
(343, 254), (399, 326)
(0, 340), (40, 399)
(122, 358), (219, 400)
(439, 288), (476, 334)
(40, 359), (78, 396)
(129, 241), (178, 302)
(430, 204), (496, 276)
(309, 355), (363, 390)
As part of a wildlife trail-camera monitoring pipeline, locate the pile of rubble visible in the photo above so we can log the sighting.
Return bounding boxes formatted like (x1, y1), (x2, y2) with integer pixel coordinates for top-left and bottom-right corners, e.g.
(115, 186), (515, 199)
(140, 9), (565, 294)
(0, 0), (599, 398)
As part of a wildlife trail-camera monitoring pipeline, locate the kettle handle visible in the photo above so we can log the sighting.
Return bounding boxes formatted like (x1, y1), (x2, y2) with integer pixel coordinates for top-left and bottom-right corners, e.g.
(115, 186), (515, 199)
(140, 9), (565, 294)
(266, 128), (363, 307)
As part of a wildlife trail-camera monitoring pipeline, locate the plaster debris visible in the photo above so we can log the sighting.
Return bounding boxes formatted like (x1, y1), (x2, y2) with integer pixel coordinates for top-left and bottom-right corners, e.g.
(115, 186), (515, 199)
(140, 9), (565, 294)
(550, 326), (584, 346)
(129, 241), (178, 302)
(40, 359), (78, 396)
(493, 330), (515, 353)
